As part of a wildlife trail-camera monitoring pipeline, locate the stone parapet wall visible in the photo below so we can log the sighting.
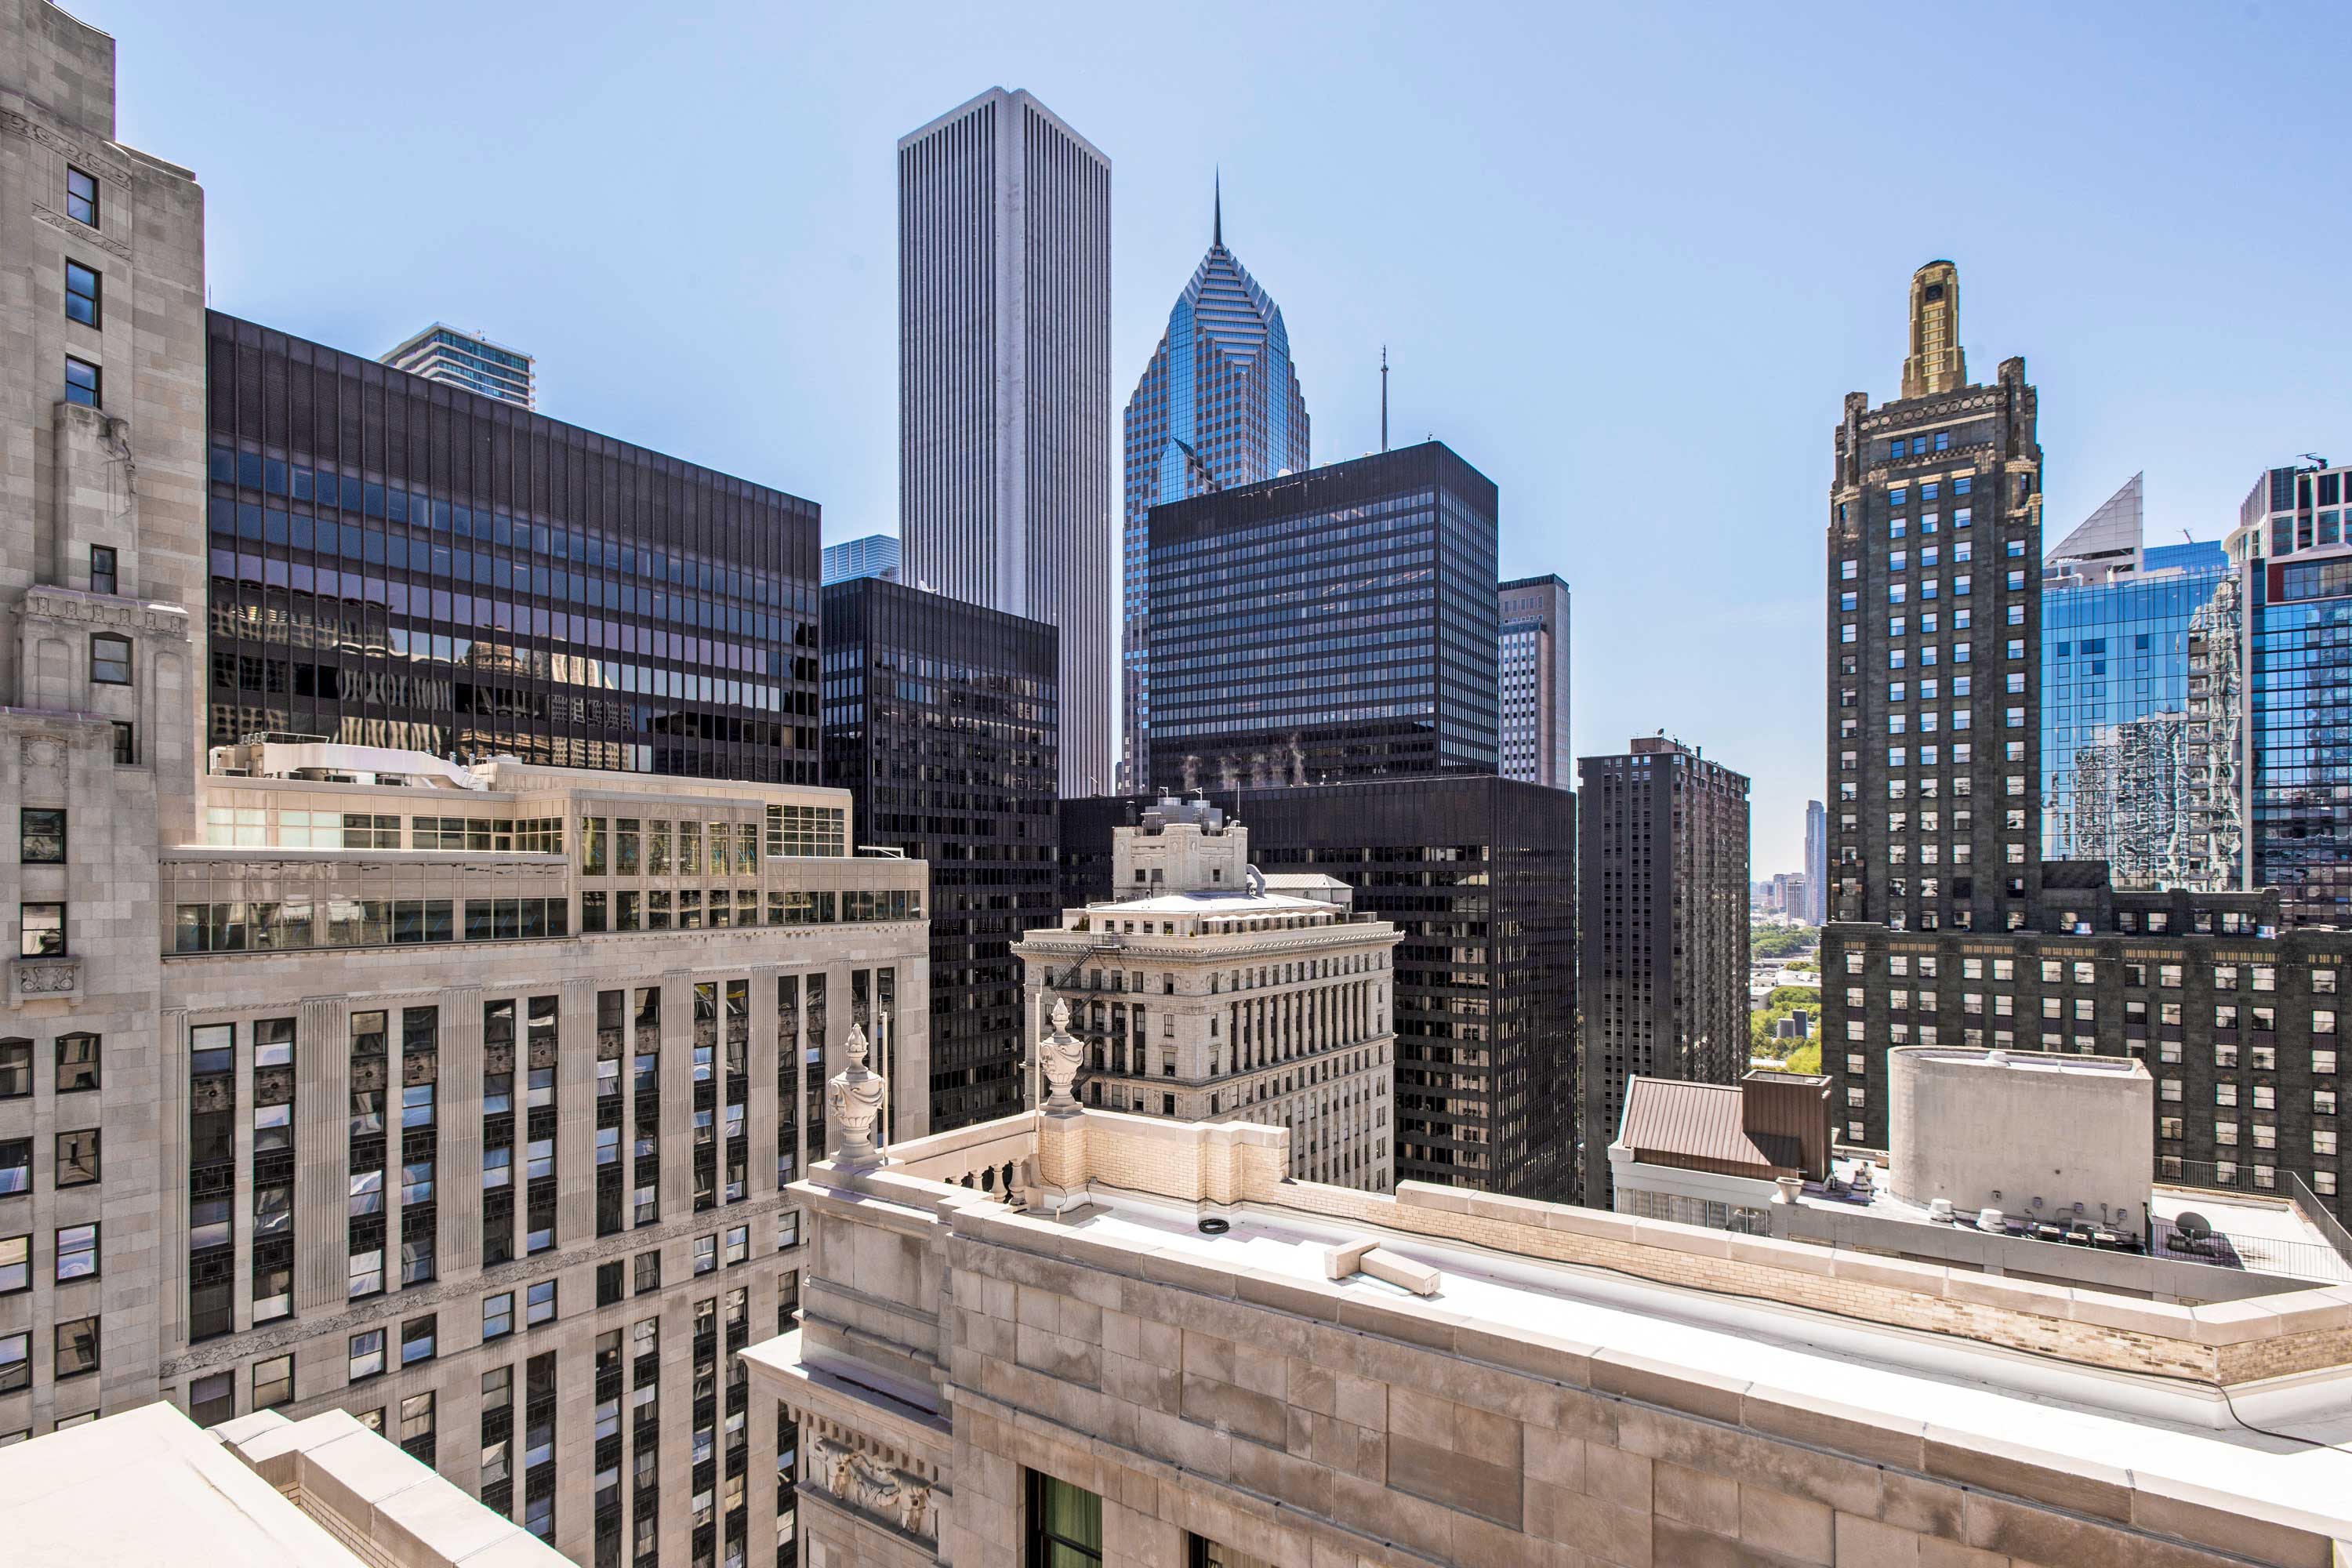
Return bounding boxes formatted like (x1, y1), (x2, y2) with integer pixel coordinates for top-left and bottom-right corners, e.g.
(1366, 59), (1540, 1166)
(760, 1170), (2349, 1566)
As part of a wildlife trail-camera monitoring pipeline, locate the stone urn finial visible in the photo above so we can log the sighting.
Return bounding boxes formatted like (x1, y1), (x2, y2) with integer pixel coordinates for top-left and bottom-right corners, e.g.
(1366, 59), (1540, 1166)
(1038, 998), (1083, 1112)
(827, 1021), (886, 1166)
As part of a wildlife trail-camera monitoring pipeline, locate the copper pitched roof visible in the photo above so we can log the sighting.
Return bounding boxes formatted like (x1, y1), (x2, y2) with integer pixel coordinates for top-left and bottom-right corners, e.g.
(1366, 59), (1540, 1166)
(1617, 1077), (1798, 1181)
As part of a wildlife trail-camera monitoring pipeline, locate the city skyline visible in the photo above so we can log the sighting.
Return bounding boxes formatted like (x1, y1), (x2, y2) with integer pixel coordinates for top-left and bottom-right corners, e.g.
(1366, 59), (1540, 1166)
(79, 0), (2352, 874)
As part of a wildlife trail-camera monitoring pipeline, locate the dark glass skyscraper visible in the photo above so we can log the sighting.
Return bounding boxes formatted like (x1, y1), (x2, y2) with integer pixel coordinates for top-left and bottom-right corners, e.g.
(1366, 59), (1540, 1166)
(821, 577), (1059, 1131)
(1577, 738), (1751, 1209)
(205, 312), (821, 781)
(1145, 441), (1500, 791)
(1119, 186), (1311, 788)
(1061, 778), (1577, 1200)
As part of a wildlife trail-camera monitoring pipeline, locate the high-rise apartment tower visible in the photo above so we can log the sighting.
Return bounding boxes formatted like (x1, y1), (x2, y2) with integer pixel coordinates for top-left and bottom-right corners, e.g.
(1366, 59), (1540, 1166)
(379, 324), (535, 410)
(897, 88), (1112, 798)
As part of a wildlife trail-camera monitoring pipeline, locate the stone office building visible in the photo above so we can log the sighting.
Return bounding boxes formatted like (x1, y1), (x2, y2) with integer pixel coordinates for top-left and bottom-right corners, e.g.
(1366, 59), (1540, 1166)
(821, 575), (1059, 1134)
(2, 15), (936, 1568)
(741, 1062), (2352, 1568)
(157, 745), (927, 1568)
(1820, 264), (2344, 1217)
(1062, 778), (1577, 1201)
(1014, 794), (1399, 1190)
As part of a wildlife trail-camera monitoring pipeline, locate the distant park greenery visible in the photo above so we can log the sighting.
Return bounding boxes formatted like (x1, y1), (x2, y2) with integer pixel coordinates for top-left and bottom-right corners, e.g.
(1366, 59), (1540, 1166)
(1751, 924), (1820, 959)
(1750, 982), (1824, 1060)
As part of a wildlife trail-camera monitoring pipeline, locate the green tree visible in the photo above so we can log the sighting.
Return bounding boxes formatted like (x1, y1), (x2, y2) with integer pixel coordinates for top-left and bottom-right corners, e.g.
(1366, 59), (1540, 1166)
(1750, 924), (1820, 959)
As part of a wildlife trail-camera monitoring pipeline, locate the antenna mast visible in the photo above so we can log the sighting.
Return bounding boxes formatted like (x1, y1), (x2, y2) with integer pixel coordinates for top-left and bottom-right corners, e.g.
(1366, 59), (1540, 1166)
(1380, 347), (1389, 452)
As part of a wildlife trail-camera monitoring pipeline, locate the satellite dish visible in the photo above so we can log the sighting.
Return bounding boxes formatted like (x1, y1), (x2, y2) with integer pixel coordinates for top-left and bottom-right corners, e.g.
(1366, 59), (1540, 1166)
(2173, 1211), (2213, 1242)
(1244, 865), (1265, 896)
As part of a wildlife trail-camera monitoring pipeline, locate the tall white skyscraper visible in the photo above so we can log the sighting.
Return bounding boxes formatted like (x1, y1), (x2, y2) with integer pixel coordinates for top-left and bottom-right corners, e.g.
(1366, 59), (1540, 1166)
(898, 87), (1112, 797)
(1498, 575), (1572, 787)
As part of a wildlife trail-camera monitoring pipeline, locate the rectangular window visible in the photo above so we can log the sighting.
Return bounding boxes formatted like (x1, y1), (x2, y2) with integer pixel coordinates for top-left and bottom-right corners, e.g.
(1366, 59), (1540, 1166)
(64, 356), (100, 408)
(0, 1235), (27, 1294)
(348, 1328), (385, 1381)
(55, 1033), (98, 1094)
(64, 260), (100, 328)
(90, 634), (130, 684)
(55, 1223), (97, 1283)
(88, 546), (117, 597)
(253, 1354), (292, 1410)
(20, 810), (66, 865)
(66, 167), (99, 227)
(1029, 1472), (1102, 1567)
(0, 1332), (24, 1394)
(55, 1127), (98, 1186)
(526, 1278), (556, 1327)
(20, 903), (64, 957)
(54, 1316), (98, 1378)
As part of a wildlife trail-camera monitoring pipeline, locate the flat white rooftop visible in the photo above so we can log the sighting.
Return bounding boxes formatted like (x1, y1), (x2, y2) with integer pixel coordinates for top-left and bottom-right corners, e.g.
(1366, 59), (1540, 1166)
(0, 1403), (563, 1567)
(1050, 1188), (2352, 1537)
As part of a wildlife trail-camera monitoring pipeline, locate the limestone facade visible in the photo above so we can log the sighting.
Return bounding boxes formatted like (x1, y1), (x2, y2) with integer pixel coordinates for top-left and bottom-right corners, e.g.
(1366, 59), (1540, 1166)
(0, 16), (934, 1568)
(750, 1107), (2352, 1568)
(1013, 799), (1399, 1191)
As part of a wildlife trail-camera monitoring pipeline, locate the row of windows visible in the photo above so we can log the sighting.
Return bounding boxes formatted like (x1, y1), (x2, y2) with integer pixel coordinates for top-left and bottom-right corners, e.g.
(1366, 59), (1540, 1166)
(0, 1316), (100, 1395)
(0, 1131), (100, 1196)
(212, 448), (793, 610)
(0, 1225), (99, 1293)
(1848, 953), (2335, 989)
(0, 1034), (100, 1098)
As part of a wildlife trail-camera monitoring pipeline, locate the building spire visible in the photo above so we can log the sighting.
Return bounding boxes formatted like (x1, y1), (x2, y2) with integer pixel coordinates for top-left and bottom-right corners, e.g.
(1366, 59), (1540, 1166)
(1900, 260), (1965, 399)
(1213, 168), (1222, 248)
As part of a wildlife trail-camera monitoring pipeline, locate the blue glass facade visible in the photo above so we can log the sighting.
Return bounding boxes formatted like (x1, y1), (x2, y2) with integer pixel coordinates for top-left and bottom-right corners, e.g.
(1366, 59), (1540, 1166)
(1119, 195), (1311, 787)
(2246, 460), (2352, 925)
(2042, 542), (2227, 884)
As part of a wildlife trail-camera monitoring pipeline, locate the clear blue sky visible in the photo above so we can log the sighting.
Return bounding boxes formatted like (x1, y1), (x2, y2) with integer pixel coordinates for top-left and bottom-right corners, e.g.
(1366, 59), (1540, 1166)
(81, 0), (2352, 877)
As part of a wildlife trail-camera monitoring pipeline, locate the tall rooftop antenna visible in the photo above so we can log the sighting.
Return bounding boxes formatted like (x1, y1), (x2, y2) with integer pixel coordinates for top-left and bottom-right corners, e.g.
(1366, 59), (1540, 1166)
(1380, 346), (1389, 452)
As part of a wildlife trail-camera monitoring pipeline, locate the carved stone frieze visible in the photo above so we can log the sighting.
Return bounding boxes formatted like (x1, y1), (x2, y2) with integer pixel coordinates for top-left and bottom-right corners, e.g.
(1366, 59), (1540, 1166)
(31, 201), (132, 260)
(21, 586), (190, 640)
(791, 1414), (941, 1545)
(9, 957), (82, 1006)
